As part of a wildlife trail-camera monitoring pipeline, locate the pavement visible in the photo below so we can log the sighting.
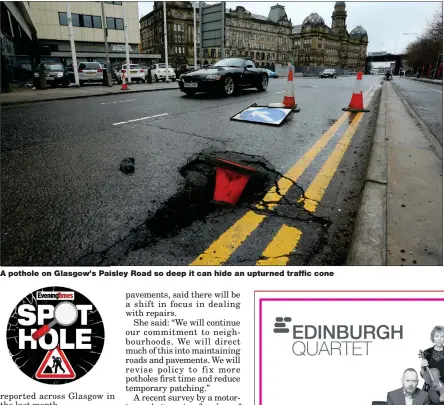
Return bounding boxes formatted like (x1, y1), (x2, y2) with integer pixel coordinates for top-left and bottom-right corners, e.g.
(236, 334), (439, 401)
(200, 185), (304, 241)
(0, 81), (179, 105)
(391, 77), (443, 146)
(1, 75), (384, 266)
(405, 77), (443, 85)
(347, 80), (443, 266)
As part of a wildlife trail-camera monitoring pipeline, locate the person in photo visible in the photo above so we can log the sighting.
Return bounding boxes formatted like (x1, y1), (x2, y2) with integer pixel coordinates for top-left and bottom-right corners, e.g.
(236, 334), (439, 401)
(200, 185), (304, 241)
(420, 326), (444, 404)
(51, 356), (65, 374)
(387, 368), (430, 405)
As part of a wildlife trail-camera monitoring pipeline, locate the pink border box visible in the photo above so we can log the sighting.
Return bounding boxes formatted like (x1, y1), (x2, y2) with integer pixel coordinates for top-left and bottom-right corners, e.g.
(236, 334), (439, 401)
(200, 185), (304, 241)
(258, 297), (444, 405)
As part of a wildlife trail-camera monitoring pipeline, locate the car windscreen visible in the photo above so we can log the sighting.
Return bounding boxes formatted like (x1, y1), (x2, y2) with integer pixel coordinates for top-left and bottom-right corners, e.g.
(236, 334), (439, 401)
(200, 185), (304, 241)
(43, 64), (63, 71)
(157, 64), (172, 69)
(80, 62), (101, 70)
(213, 58), (245, 68)
(129, 65), (141, 69)
(323, 69), (334, 73)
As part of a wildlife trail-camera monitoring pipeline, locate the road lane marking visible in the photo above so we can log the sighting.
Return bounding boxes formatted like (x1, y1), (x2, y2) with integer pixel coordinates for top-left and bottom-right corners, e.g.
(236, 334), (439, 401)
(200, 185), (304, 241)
(256, 225), (302, 265)
(101, 99), (136, 105)
(112, 113), (168, 126)
(191, 211), (266, 265)
(190, 112), (349, 265)
(302, 112), (364, 212)
(256, 112), (350, 211)
(190, 88), (374, 265)
(274, 91), (285, 94)
(415, 83), (443, 93)
(301, 88), (376, 212)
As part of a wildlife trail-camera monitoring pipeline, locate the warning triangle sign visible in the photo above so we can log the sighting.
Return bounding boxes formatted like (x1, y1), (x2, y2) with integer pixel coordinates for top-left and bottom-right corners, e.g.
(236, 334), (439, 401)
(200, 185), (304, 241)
(36, 346), (76, 380)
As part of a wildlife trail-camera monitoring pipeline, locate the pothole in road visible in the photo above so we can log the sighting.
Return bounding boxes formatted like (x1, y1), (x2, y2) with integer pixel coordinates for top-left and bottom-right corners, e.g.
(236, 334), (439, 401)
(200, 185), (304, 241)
(76, 150), (331, 266)
(144, 150), (279, 239)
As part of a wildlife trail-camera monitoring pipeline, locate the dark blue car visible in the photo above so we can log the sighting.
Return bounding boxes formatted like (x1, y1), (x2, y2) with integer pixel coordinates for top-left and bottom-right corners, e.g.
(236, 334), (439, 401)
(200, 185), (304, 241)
(265, 69), (278, 78)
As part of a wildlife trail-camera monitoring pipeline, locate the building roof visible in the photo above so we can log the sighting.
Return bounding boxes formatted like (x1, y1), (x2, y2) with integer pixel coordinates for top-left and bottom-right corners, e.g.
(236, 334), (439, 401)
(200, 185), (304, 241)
(268, 4), (287, 23)
(293, 24), (302, 34)
(251, 13), (269, 21)
(350, 25), (367, 37)
(302, 13), (325, 26)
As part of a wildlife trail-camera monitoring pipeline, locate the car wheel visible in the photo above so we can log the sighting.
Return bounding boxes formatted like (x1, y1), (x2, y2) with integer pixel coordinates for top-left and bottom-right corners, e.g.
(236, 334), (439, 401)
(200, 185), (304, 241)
(62, 80), (69, 88)
(183, 90), (196, 96)
(162, 79), (166, 82)
(79, 80), (85, 86)
(257, 74), (268, 91)
(222, 76), (235, 96)
(171, 78), (176, 82)
(154, 74), (159, 82)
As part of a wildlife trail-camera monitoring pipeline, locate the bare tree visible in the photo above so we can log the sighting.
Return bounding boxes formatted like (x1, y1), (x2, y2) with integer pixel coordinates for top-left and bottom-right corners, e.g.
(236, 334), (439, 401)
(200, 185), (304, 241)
(405, 5), (442, 75)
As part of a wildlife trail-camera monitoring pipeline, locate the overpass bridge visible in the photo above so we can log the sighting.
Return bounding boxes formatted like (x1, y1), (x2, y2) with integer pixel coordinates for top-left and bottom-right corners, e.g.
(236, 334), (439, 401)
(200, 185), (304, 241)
(366, 53), (407, 75)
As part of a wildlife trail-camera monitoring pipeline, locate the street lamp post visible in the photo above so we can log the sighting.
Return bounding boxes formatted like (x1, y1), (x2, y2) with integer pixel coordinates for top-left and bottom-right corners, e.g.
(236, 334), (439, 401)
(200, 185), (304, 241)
(163, 1), (169, 82)
(398, 33), (417, 74)
(394, 35), (400, 55)
(193, 2), (197, 70)
(101, 1), (112, 86)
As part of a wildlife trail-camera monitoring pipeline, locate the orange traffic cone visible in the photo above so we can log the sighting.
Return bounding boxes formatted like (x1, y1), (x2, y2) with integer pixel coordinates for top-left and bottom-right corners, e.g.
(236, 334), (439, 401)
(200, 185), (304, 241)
(214, 167), (251, 205)
(342, 71), (369, 112)
(121, 72), (128, 91)
(212, 158), (258, 205)
(283, 63), (296, 108)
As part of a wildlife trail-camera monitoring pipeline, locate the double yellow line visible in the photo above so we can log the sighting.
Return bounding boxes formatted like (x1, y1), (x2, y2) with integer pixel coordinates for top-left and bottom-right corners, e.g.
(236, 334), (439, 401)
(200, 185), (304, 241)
(191, 86), (376, 266)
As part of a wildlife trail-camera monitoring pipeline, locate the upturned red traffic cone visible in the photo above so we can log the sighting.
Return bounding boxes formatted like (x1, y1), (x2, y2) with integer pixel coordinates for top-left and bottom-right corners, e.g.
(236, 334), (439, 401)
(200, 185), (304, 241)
(283, 63), (296, 108)
(342, 71), (369, 113)
(214, 167), (251, 205)
(121, 72), (128, 90)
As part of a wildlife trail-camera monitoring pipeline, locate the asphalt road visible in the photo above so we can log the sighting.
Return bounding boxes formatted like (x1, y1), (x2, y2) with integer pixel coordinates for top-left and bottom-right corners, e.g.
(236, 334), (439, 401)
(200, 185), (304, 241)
(392, 77), (443, 145)
(1, 75), (382, 266)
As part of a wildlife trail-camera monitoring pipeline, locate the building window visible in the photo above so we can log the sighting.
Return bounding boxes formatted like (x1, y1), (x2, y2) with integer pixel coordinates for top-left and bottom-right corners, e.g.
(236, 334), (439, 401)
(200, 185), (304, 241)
(59, 12), (68, 26)
(174, 33), (184, 42)
(174, 23), (184, 32)
(106, 17), (123, 30)
(204, 49), (208, 57)
(105, 1), (122, 4)
(82, 15), (93, 28)
(231, 50), (236, 57)
(115, 18), (123, 30)
(93, 16), (102, 28)
(211, 49), (216, 58)
(72, 13), (80, 26)
(218, 49), (221, 58)
(106, 17), (115, 29)
(59, 12), (102, 28)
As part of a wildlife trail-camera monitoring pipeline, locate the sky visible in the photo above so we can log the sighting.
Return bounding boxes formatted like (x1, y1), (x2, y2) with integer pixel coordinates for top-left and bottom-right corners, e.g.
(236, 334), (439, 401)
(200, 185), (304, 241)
(138, 1), (441, 54)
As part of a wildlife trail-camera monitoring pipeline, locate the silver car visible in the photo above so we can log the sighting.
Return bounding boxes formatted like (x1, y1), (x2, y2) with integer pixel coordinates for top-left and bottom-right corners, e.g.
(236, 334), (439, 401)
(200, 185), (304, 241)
(78, 62), (103, 85)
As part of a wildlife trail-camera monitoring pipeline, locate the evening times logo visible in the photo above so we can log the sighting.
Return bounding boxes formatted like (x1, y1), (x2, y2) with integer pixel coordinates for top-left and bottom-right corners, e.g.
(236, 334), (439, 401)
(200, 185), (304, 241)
(6, 286), (105, 384)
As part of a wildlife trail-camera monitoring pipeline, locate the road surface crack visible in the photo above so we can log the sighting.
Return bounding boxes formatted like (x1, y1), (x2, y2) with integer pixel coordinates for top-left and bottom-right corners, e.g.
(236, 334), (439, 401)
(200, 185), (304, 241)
(139, 122), (229, 143)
